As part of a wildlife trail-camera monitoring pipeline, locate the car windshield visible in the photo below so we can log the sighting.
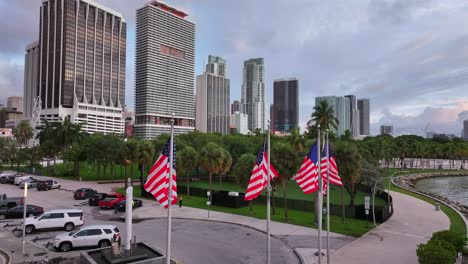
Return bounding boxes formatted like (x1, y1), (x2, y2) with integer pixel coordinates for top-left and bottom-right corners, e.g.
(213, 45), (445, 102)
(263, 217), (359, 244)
(68, 231), (76, 236)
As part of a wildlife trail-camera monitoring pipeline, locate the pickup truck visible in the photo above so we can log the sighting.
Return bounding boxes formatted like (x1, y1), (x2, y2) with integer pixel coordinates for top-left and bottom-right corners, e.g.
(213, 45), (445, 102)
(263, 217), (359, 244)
(97, 194), (125, 209)
(0, 194), (24, 208)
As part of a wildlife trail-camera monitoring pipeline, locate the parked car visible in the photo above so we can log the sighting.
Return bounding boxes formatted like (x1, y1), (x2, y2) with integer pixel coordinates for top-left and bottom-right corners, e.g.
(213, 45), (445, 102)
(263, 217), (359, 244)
(54, 224), (120, 252)
(14, 175), (33, 185)
(89, 193), (123, 206)
(0, 205), (44, 220)
(3, 175), (16, 184)
(116, 199), (143, 212)
(19, 178), (38, 189)
(74, 188), (97, 200)
(24, 209), (84, 234)
(37, 180), (61, 191)
(0, 194), (24, 208)
(97, 195), (126, 209)
(0, 171), (15, 183)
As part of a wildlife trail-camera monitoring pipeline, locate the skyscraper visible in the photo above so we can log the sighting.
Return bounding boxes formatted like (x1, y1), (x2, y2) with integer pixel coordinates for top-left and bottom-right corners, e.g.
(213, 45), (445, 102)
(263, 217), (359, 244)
(231, 100), (241, 115)
(315, 96), (350, 136)
(24, 41), (40, 118)
(38, 0), (127, 134)
(358, 99), (370, 135)
(380, 125), (393, 136)
(241, 58), (265, 132)
(134, 1), (195, 138)
(7, 97), (23, 112)
(345, 95), (359, 137)
(196, 56), (230, 134)
(463, 119), (468, 140)
(272, 78), (298, 133)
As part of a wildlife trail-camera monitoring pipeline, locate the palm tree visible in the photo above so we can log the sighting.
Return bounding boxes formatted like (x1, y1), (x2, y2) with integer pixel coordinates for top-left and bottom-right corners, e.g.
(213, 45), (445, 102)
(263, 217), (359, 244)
(126, 139), (140, 181)
(13, 120), (34, 147)
(308, 100), (339, 135)
(218, 149), (232, 190)
(233, 154), (256, 215)
(177, 146), (198, 197)
(137, 141), (155, 197)
(199, 143), (224, 197)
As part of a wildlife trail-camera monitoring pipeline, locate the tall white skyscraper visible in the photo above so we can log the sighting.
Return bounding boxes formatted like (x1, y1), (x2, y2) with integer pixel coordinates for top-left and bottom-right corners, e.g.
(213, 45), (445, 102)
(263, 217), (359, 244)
(134, 1), (195, 138)
(241, 58), (265, 132)
(196, 55), (230, 134)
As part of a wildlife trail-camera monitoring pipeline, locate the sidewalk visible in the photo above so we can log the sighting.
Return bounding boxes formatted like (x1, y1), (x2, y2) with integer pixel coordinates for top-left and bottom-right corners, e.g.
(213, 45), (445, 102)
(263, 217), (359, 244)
(330, 191), (450, 264)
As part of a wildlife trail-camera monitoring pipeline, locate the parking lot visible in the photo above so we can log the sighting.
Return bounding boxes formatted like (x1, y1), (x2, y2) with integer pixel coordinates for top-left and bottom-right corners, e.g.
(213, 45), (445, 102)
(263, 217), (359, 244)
(0, 175), (303, 264)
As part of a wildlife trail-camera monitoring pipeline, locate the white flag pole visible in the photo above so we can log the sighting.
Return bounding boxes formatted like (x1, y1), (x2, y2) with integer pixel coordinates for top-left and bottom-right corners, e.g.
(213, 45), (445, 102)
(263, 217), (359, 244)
(326, 131), (331, 264)
(267, 121), (271, 264)
(317, 126), (323, 264)
(166, 113), (175, 264)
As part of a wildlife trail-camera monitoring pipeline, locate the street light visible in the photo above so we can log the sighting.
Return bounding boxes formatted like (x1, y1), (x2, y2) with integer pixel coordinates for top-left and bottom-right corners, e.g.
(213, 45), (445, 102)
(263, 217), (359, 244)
(22, 182), (28, 255)
(372, 170), (409, 226)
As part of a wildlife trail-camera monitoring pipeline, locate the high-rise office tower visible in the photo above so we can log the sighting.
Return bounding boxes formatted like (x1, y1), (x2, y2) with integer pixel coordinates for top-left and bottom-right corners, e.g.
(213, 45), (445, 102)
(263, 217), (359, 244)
(345, 95), (359, 137)
(315, 96), (350, 136)
(134, 1), (195, 138)
(380, 125), (393, 136)
(272, 78), (298, 133)
(37, 0), (127, 134)
(463, 120), (468, 140)
(231, 100), (240, 115)
(196, 55), (230, 134)
(358, 99), (370, 135)
(241, 58), (265, 132)
(24, 41), (40, 118)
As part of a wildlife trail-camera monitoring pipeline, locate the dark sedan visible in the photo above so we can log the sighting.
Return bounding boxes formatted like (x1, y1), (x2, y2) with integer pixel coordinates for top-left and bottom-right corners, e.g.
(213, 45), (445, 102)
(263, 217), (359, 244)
(88, 193), (108, 206)
(0, 205), (44, 220)
(116, 199), (143, 212)
(74, 188), (97, 200)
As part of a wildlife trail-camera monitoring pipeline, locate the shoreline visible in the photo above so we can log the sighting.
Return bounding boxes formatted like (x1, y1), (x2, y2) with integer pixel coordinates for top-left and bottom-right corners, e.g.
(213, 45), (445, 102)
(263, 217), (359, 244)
(393, 172), (468, 219)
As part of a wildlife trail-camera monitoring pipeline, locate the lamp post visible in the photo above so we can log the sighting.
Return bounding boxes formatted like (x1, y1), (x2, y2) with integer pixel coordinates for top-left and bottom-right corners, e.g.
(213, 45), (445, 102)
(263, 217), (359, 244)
(22, 182), (28, 255)
(372, 170), (409, 226)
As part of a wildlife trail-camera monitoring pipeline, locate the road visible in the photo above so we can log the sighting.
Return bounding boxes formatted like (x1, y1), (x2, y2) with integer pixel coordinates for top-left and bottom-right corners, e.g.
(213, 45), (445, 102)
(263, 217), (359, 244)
(0, 179), (306, 263)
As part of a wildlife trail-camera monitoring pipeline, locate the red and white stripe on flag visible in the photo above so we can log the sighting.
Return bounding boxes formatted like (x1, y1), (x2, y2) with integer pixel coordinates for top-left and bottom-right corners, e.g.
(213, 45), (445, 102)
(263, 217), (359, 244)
(294, 141), (320, 194)
(144, 138), (177, 209)
(244, 145), (278, 201)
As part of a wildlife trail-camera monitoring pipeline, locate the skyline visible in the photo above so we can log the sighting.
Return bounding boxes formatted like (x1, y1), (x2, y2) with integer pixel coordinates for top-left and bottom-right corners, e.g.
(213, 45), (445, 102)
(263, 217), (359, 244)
(1, 0), (468, 136)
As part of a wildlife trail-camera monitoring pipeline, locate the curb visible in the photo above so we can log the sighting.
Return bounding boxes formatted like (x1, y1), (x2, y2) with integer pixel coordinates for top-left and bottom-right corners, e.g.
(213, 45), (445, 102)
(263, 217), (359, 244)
(293, 248), (306, 264)
(392, 177), (468, 239)
(0, 248), (11, 264)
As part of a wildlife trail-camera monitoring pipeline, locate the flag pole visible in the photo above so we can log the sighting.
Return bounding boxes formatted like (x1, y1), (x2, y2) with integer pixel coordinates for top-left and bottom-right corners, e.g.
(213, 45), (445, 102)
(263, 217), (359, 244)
(326, 131), (331, 264)
(266, 120), (271, 264)
(317, 126), (322, 264)
(166, 113), (175, 264)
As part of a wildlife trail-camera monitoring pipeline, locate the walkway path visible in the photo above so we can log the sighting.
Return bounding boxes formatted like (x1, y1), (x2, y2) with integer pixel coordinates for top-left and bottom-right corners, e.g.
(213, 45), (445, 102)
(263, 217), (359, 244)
(330, 191), (450, 264)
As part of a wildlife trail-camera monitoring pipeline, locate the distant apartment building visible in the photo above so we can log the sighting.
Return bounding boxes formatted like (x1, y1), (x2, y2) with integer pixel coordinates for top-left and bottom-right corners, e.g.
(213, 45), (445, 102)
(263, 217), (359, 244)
(272, 78), (298, 133)
(357, 99), (370, 136)
(7, 97), (23, 112)
(241, 58), (265, 132)
(196, 56), (230, 134)
(230, 111), (249, 135)
(345, 95), (359, 137)
(315, 96), (350, 136)
(231, 100), (241, 115)
(380, 125), (393, 136)
(37, 0), (127, 134)
(464, 120), (468, 140)
(134, 1), (195, 138)
(24, 41), (40, 118)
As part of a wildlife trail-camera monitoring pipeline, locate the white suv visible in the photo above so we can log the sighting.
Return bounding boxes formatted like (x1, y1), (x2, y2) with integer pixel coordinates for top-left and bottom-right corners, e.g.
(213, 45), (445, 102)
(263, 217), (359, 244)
(24, 209), (84, 234)
(54, 225), (120, 252)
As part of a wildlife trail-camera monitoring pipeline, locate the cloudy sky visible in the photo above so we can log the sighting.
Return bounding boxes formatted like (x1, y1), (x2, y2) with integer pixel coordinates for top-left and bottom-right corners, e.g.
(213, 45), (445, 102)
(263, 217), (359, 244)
(1, 0), (468, 136)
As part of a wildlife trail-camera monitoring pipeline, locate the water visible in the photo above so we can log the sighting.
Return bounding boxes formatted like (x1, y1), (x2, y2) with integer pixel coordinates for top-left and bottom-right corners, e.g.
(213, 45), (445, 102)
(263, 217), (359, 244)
(415, 176), (468, 206)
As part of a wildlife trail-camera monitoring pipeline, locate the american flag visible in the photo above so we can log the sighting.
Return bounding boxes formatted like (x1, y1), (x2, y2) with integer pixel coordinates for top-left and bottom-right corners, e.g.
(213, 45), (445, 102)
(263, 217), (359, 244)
(320, 143), (342, 196)
(144, 137), (177, 209)
(294, 141), (320, 194)
(244, 142), (278, 201)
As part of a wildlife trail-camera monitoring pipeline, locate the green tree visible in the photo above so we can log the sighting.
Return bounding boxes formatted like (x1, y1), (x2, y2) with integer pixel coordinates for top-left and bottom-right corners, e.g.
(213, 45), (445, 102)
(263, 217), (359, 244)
(199, 143), (224, 197)
(177, 146), (198, 197)
(232, 153), (256, 215)
(137, 141), (155, 197)
(334, 140), (362, 206)
(417, 239), (456, 264)
(13, 120), (34, 147)
(218, 148), (232, 190)
(307, 100), (338, 136)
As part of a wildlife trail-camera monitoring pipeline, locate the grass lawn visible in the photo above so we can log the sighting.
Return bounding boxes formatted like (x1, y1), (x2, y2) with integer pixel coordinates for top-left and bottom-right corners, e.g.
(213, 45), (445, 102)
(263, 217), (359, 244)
(117, 186), (375, 237)
(390, 183), (467, 237)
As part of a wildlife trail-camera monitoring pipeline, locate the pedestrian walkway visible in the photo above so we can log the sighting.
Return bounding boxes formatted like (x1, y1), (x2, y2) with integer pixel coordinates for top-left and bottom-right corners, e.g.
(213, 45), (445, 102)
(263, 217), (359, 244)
(330, 191), (450, 264)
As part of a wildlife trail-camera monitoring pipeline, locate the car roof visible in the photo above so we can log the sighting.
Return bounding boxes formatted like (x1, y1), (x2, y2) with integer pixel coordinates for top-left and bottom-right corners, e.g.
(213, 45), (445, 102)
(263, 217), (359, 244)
(45, 209), (82, 213)
(80, 224), (117, 230)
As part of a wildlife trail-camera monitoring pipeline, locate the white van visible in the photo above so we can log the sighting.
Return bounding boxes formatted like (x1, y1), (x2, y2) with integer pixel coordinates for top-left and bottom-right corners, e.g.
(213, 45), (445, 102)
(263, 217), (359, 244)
(14, 175), (33, 185)
(24, 209), (84, 234)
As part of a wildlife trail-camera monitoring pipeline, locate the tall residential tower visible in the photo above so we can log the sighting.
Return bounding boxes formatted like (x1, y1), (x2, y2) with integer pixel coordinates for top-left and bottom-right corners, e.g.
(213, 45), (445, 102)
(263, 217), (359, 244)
(241, 58), (265, 132)
(272, 78), (299, 133)
(358, 99), (370, 135)
(24, 41), (40, 118)
(38, 0), (127, 134)
(134, 1), (195, 138)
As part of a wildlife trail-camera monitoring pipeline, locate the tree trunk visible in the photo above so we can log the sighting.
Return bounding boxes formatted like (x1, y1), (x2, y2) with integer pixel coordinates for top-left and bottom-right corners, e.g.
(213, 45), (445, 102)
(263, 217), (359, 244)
(186, 175), (190, 198)
(219, 173), (222, 190)
(97, 161), (101, 179)
(131, 165), (135, 180)
(342, 186), (345, 224)
(283, 187), (288, 221)
(103, 165), (107, 180)
(124, 166), (128, 190)
(111, 165), (115, 182)
(249, 200), (253, 216)
(349, 183), (356, 206)
(209, 172), (213, 196)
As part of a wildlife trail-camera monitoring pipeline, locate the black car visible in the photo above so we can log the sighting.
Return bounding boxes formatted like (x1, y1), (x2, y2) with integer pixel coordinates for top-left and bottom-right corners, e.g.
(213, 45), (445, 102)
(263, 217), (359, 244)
(88, 193), (108, 206)
(3, 175), (16, 184)
(74, 188), (97, 200)
(0, 205), (44, 220)
(116, 199), (143, 212)
(36, 181), (49, 191)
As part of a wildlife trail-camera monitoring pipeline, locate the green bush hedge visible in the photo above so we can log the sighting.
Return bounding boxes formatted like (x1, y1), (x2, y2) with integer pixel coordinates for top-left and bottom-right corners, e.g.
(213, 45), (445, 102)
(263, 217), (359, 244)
(417, 239), (456, 264)
(430, 230), (466, 252)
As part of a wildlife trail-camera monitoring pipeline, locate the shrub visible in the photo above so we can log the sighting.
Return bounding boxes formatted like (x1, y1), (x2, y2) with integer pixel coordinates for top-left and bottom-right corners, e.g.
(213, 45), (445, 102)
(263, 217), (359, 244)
(417, 239), (456, 264)
(431, 230), (466, 252)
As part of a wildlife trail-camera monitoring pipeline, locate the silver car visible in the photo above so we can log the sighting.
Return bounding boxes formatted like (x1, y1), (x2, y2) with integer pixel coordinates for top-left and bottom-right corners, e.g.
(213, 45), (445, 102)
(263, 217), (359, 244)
(19, 179), (37, 189)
